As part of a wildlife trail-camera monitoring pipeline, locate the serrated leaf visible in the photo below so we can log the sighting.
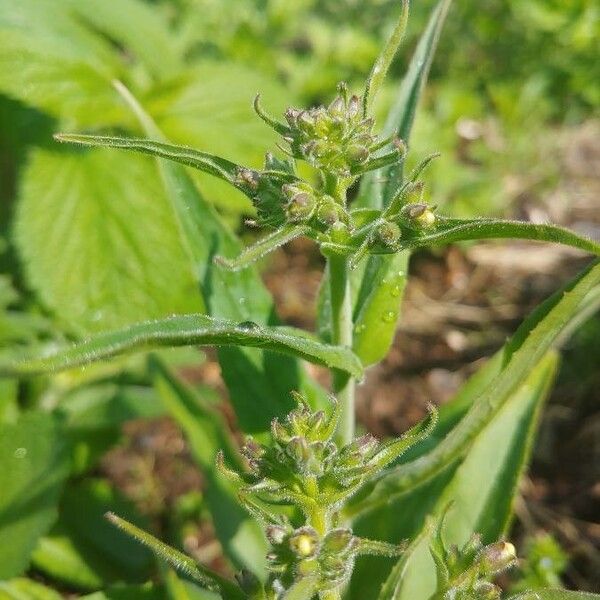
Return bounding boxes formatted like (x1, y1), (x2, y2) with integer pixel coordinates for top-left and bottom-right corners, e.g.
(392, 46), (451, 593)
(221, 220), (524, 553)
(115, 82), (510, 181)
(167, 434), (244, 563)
(149, 356), (267, 575)
(14, 148), (203, 333)
(1, 314), (362, 379)
(399, 216), (600, 255)
(0, 412), (69, 579)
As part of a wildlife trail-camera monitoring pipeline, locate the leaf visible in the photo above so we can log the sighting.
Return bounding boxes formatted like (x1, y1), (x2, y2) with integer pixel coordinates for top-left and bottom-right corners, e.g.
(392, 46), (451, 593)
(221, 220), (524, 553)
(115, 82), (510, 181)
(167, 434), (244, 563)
(163, 568), (221, 600)
(357, 0), (453, 210)
(362, 0), (410, 116)
(149, 356), (267, 574)
(54, 133), (251, 193)
(399, 216), (600, 256)
(105, 513), (243, 600)
(351, 352), (557, 600)
(352, 252), (409, 366)
(0, 412), (69, 579)
(2, 314), (362, 379)
(31, 480), (153, 590)
(0, 578), (63, 600)
(351, 259), (600, 515)
(14, 148), (202, 333)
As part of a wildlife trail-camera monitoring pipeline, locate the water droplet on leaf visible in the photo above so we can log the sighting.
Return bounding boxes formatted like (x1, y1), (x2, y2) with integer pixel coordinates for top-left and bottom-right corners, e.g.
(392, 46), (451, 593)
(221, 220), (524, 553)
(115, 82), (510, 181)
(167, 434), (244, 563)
(381, 310), (397, 323)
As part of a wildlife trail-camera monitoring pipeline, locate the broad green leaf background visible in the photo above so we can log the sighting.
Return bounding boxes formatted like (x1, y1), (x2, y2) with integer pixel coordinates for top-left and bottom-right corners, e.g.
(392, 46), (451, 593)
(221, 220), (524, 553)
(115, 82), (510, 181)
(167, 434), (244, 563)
(0, 412), (69, 579)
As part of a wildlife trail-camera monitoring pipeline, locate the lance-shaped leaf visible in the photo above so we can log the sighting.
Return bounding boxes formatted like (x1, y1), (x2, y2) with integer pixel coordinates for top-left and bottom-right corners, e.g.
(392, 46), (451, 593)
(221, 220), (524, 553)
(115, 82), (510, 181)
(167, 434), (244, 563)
(356, 0), (453, 210)
(105, 513), (243, 600)
(0, 314), (362, 379)
(349, 259), (600, 517)
(362, 0), (410, 117)
(398, 216), (600, 255)
(54, 133), (255, 195)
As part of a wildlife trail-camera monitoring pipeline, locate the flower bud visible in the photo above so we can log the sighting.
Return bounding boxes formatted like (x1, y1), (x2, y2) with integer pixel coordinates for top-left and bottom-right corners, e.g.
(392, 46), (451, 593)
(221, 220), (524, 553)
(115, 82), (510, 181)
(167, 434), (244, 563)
(289, 527), (319, 558)
(266, 525), (287, 545)
(401, 203), (436, 229)
(284, 107), (301, 127)
(235, 167), (259, 190)
(328, 96), (346, 119)
(317, 197), (342, 226)
(478, 541), (517, 575)
(376, 221), (401, 248)
(282, 183), (317, 222)
(347, 94), (361, 119)
(473, 581), (501, 600)
(346, 144), (370, 164)
(323, 528), (353, 553)
(286, 436), (311, 463)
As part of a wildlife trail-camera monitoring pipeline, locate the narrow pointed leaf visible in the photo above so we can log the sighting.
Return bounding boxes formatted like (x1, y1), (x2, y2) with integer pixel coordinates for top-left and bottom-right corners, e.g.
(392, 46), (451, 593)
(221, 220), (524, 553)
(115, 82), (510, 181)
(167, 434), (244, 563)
(105, 513), (242, 599)
(399, 216), (600, 255)
(54, 133), (254, 195)
(1, 314), (362, 378)
(357, 0), (452, 210)
(362, 0), (410, 116)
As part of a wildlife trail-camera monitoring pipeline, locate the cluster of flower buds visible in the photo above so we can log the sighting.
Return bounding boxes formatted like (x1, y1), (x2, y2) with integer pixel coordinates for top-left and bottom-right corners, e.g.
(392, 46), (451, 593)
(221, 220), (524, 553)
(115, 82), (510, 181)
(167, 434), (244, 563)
(429, 512), (518, 600)
(217, 393), (437, 596)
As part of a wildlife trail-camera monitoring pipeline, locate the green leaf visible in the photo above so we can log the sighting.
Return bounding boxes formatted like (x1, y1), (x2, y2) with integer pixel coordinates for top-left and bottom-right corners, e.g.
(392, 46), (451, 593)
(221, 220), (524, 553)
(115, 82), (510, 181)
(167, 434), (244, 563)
(163, 568), (221, 600)
(2, 314), (362, 378)
(149, 356), (267, 575)
(510, 592), (600, 600)
(362, 0), (410, 116)
(352, 252), (409, 366)
(31, 479), (153, 590)
(0, 0), (125, 127)
(0, 412), (69, 579)
(399, 216), (600, 256)
(357, 0), (453, 210)
(351, 260), (600, 515)
(54, 133), (251, 193)
(0, 578), (63, 600)
(14, 148), (202, 333)
(105, 512), (243, 600)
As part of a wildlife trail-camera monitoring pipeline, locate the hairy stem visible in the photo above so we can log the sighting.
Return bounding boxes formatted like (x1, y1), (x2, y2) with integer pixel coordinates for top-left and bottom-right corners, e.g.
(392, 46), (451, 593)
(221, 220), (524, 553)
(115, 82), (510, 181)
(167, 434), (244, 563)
(320, 590), (342, 600)
(329, 254), (355, 445)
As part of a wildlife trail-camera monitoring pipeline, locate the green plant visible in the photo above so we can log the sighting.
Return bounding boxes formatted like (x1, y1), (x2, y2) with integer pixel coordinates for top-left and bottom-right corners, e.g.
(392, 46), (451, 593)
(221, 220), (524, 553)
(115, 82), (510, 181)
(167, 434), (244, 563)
(1, 1), (600, 599)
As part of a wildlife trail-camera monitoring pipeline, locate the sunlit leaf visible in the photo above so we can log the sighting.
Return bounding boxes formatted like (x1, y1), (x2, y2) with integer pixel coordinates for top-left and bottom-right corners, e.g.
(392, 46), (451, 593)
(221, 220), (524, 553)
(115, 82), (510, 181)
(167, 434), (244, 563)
(1, 314), (363, 379)
(14, 148), (203, 333)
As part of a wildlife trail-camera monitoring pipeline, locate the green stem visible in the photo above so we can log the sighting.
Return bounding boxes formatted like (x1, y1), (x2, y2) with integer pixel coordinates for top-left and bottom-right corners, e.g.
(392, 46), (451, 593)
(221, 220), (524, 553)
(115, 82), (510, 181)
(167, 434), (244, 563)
(320, 590), (342, 600)
(329, 254), (355, 445)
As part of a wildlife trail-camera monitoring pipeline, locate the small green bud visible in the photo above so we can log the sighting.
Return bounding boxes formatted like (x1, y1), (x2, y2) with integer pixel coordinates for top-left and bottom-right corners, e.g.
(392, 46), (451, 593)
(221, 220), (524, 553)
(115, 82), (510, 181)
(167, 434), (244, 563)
(282, 183), (317, 222)
(235, 167), (259, 190)
(286, 436), (311, 463)
(323, 528), (354, 553)
(402, 202), (436, 229)
(376, 221), (402, 248)
(478, 541), (517, 575)
(289, 527), (319, 558)
(328, 96), (346, 118)
(317, 197), (342, 226)
(346, 144), (370, 164)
